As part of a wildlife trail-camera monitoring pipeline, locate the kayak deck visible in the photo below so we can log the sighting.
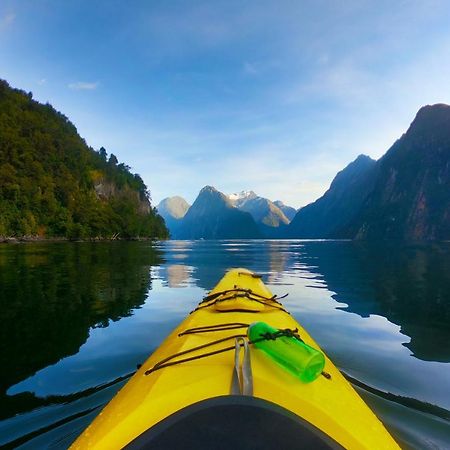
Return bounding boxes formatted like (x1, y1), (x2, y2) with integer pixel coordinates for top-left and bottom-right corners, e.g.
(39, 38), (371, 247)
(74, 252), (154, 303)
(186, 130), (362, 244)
(71, 268), (399, 449)
(124, 396), (343, 450)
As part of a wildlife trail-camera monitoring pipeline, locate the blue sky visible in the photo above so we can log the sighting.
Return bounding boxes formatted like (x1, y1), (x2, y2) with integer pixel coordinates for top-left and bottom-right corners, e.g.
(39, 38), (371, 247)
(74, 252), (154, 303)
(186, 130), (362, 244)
(1, 0), (450, 208)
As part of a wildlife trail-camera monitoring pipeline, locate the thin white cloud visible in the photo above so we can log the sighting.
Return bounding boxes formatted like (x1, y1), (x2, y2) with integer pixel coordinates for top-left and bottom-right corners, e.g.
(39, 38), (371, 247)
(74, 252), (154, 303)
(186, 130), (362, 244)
(0, 12), (15, 30)
(68, 81), (99, 91)
(29, 1), (449, 211)
(37, 78), (46, 85)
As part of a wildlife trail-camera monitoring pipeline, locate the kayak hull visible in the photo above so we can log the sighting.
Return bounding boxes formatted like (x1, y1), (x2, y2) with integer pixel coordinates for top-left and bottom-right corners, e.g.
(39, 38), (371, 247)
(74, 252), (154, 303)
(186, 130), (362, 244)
(71, 268), (400, 449)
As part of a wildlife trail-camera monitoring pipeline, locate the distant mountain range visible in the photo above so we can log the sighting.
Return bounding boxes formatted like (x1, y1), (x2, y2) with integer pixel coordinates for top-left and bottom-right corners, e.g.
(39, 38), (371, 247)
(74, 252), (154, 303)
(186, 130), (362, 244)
(158, 103), (450, 241)
(172, 186), (262, 239)
(157, 189), (296, 239)
(5, 75), (446, 242)
(227, 190), (292, 237)
(228, 190), (289, 226)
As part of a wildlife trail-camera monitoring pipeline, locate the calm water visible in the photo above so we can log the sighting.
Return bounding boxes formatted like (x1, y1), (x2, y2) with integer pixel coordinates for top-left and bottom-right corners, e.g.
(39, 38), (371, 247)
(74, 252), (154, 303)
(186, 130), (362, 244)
(0, 240), (449, 449)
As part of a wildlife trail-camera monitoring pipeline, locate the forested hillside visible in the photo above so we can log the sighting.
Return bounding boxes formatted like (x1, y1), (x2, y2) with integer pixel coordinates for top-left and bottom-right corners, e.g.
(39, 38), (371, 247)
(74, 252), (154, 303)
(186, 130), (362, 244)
(0, 79), (168, 239)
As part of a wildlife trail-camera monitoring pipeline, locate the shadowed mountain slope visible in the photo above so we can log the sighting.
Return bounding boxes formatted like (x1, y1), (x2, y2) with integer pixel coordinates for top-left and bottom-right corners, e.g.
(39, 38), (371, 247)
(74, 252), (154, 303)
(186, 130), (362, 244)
(274, 200), (297, 222)
(178, 186), (262, 239)
(288, 154), (377, 238)
(343, 104), (450, 240)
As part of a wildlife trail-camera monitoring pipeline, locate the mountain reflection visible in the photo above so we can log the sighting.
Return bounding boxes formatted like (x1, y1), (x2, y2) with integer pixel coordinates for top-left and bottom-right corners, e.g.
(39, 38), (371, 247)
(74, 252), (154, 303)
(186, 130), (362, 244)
(157, 240), (450, 363)
(297, 241), (450, 362)
(158, 241), (295, 291)
(2, 239), (448, 420)
(0, 242), (162, 398)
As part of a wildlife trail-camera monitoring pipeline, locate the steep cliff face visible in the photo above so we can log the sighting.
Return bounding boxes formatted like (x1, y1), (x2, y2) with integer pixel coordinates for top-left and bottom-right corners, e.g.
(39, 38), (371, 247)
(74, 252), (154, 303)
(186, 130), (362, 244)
(345, 104), (450, 240)
(178, 186), (261, 239)
(94, 180), (151, 215)
(288, 154), (377, 238)
(288, 104), (450, 241)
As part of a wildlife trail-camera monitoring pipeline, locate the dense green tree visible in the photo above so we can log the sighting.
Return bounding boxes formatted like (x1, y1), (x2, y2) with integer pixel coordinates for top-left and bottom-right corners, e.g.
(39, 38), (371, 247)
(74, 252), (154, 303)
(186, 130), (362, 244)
(108, 153), (118, 166)
(0, 79), (168, 239)
(99, 146), (107, 161)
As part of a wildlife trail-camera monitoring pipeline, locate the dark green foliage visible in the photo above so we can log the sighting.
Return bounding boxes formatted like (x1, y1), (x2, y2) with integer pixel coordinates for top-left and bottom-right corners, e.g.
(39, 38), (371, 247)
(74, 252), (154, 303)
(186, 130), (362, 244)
(0, 79), (168, 239)
(0, 242), (162, 403)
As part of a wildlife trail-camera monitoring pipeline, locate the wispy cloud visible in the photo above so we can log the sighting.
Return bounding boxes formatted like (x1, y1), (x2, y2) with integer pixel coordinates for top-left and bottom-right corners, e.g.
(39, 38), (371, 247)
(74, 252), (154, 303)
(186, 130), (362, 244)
(68, 81), (99, 91)
(37, 78), (46, 85)
(6, 1), (449, 209)
(243, 62), (258, 76)
(0, 12), (15, 30)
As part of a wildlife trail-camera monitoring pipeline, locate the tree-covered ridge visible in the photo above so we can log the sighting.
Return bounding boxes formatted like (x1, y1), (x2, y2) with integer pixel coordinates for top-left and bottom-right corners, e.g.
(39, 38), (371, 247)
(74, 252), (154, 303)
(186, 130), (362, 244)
(0, 79), (168, 239)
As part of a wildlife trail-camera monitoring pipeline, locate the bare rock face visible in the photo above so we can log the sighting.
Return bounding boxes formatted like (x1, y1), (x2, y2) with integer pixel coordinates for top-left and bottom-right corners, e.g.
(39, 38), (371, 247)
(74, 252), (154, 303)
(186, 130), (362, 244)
(94, 181), (116, 200)
(94, 180), (151, 215)
(137, 196), (151, 215)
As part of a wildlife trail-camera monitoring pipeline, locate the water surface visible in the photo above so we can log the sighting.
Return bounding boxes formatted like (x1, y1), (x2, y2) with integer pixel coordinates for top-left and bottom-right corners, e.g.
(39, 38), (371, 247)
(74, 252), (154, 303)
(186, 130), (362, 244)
(0, 240), (449, 449)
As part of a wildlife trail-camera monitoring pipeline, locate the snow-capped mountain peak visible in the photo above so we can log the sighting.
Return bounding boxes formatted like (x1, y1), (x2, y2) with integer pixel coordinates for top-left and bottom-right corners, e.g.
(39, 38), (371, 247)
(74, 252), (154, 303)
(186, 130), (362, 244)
(227, 190), (257, 204)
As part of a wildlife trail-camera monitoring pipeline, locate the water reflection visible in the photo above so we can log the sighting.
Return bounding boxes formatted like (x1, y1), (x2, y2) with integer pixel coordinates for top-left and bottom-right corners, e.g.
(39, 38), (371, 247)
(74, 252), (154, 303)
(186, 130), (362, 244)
(156, 264), (191, 288)
(0, 242), (162, 418)
(156, 240), (296, 290)
(155, 240), (450, 363)
(296, 241), (450, 362)
(1, 240), (449, 450)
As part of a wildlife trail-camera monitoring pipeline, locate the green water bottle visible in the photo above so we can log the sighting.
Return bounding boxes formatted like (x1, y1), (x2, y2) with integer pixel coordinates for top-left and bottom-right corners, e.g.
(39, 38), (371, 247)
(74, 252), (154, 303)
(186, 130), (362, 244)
(248, 322), (325, 383)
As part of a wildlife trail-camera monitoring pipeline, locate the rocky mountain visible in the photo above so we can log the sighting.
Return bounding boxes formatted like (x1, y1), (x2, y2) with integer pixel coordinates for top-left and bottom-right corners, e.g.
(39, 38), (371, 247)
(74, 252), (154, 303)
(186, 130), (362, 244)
(288, 154), (377, 238)
(228, 191), (290, 230)
(289, 103), (450, 241)
(343, 104), (450, 240)
(273, 200), (297, 222)
(159, 104), (449, 242)
(228, 190), (257, 204)
(156, 196), (190, 238)
(178, 186), (262, 239)
(157, 196), (190, 220)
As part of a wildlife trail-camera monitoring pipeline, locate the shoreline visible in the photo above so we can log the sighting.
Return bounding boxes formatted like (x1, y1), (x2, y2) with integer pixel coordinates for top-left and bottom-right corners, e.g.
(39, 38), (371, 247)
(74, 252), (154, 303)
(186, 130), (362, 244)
(0, 236), (164, 244)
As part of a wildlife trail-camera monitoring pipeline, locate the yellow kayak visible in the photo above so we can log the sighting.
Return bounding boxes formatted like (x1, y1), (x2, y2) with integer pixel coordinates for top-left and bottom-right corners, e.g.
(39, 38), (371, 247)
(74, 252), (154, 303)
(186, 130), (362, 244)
(71, 268), (400, 449)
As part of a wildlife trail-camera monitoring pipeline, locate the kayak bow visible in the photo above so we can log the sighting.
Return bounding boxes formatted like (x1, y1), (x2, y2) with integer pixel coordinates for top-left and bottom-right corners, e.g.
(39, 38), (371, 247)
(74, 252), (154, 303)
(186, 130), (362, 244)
(71, 268), (400, 449)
